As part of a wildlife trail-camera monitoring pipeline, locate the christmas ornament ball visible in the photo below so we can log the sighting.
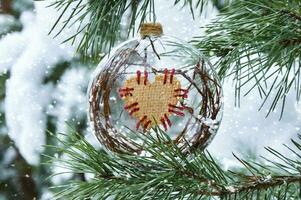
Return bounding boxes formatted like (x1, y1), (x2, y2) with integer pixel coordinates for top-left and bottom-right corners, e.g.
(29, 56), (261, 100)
(88, 23), (223, 154)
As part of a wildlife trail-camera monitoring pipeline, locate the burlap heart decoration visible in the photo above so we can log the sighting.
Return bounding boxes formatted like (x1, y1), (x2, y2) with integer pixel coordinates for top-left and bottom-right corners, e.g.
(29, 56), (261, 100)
(119, 69), (188, 131)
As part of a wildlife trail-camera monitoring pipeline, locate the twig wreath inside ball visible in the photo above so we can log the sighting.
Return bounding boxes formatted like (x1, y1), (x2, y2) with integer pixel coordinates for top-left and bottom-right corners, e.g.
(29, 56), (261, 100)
(88, 23), (223, 154)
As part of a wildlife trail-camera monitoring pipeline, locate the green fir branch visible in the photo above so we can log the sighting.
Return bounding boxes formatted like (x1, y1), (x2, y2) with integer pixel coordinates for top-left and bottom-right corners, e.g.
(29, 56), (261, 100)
(46, 127), (301, 199)
(46, 0), (228, 61)
(173, 0), (209, 19)
(174, 0), (231, 17)
(47, 0), (156, 60)
(194, 0), (301, 118)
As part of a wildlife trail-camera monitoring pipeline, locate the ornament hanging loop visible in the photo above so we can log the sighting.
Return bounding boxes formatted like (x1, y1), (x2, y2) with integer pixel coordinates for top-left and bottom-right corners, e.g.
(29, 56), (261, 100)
(140, 23), (163, 38)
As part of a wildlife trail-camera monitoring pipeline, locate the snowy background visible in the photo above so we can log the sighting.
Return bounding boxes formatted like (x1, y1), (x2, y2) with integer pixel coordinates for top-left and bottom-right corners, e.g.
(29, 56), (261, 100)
(0, 0), (300, 199)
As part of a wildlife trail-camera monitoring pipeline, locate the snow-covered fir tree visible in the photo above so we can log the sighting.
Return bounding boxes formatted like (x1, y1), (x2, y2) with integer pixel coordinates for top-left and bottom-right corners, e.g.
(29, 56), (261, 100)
(0, 0), (300, 199)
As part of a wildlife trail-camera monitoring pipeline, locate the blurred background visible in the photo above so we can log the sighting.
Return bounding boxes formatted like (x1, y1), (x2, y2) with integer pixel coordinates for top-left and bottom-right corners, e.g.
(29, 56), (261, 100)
(0, 0), (300, 199)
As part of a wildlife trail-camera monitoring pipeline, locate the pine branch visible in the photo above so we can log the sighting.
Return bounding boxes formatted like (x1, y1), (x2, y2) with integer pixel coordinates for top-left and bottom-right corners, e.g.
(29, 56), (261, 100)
(194, 0), (301, 118)
(46, 127), (301, 200)
(47, 0), (156, 61)
(173, 0), (208, 19)
(174, 0), (231, 16)
(46, 0), (228, 61)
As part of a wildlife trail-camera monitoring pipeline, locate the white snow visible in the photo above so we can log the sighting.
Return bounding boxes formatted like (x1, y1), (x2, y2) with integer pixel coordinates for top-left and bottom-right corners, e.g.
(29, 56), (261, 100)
(0, 32), (26, 73)
(3, 2), (75, 165)
(0, 14), (26, 73)
(49, 67), (89, 133)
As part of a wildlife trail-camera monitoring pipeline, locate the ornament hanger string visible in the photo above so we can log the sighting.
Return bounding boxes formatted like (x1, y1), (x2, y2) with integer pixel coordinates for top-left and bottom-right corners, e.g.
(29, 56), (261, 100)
(140, 22), (162, 60)
(140, 5), (161, 59)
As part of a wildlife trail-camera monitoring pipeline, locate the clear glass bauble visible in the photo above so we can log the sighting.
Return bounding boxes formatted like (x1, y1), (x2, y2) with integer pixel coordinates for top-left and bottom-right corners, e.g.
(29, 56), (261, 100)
(88, 35), (223, 154)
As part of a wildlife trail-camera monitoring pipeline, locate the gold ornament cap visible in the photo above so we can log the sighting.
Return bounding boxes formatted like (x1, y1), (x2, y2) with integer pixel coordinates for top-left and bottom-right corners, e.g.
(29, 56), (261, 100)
(140, 23), (163, 37)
